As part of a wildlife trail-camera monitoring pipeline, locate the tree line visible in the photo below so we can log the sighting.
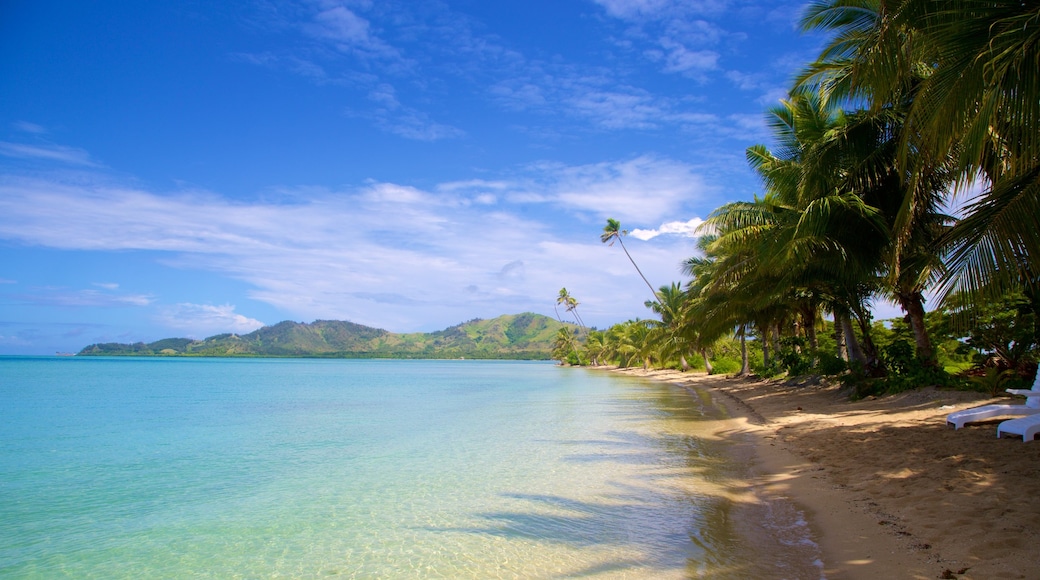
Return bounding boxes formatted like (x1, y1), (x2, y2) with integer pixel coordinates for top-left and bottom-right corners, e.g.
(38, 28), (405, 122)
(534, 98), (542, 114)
(554, 0), (1039, 396)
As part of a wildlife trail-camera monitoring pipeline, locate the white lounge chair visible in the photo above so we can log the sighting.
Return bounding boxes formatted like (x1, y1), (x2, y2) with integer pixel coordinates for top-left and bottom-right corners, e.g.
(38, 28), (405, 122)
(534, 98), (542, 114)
(997, 414), (1040, 442)
(946, 367), (1040, 429)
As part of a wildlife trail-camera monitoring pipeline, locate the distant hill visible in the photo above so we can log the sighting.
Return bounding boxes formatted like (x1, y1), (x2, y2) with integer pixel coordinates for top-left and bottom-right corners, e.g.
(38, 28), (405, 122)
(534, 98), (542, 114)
(77, 313), (577, 359)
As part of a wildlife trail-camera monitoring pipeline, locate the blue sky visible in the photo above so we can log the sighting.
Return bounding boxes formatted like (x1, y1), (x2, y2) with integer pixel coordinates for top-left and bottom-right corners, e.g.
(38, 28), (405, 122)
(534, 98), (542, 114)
(0, 0), (842, 354)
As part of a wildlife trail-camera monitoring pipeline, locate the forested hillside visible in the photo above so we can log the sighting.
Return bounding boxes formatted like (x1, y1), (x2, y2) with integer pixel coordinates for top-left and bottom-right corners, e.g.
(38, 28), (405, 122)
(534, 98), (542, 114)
(78, 313), (577, 359)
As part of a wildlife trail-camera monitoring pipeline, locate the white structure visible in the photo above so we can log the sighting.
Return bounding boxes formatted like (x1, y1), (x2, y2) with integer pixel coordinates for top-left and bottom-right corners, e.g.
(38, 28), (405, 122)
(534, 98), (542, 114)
(947, 366), (1040, 429)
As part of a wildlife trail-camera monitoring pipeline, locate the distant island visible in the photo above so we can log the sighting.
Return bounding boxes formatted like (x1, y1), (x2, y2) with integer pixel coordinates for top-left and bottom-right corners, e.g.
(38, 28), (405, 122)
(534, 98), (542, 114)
(77, 313), (577, 360)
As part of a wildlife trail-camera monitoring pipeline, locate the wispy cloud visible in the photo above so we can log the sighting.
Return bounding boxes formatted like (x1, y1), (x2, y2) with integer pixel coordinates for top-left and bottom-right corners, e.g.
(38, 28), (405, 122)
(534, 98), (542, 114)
(0, 141), (99, 166)
(304, 3), (399, 60)
(13, 121), (47, 134)
(13, 287), (154, 308)
(543, 155), (712, 223)
(156, 303), (265, 336)
(0, 153), (706, 330)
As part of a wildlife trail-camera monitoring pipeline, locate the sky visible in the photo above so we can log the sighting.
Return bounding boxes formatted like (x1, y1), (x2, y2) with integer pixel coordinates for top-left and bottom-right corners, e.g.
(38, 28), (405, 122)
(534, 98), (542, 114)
(0, 0), (865, 355)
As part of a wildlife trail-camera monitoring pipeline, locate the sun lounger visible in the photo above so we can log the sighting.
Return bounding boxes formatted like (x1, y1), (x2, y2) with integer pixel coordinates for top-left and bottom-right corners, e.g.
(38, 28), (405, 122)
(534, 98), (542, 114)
(946, 368), (1040, 429)
(997, 414), (1040, 442)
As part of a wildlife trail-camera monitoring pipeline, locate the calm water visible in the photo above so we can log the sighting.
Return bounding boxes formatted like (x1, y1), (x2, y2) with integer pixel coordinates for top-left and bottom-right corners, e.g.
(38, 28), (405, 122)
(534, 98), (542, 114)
(0, 357), (821, 578)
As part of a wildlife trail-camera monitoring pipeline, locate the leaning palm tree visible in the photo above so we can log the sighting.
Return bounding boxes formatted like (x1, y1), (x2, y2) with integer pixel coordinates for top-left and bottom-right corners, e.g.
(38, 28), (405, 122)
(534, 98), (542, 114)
(601, 218), (658, 299)
(557, 287), (589, 339)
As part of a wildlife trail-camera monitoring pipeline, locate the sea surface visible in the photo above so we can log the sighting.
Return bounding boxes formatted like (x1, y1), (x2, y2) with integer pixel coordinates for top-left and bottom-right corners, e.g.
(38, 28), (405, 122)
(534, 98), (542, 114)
(0, 357), (822, 579)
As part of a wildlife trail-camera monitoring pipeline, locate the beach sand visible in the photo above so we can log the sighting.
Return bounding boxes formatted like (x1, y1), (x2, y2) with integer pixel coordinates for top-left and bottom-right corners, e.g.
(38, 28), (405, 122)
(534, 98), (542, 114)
(606, 367), (1040, 579)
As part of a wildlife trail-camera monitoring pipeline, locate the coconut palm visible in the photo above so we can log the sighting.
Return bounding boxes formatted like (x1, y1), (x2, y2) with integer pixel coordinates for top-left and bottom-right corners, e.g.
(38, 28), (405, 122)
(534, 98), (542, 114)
(557, 287), (588, 339)
(799, 0), (1040, 312)
(645, 282), (695, 371)
(601, 218), (658, 299)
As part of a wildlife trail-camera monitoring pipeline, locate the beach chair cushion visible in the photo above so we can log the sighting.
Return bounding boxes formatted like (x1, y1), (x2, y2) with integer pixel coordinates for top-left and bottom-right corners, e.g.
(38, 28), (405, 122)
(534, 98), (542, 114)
(997, 414), (1040, 442)
(946, 405), (1040, 429)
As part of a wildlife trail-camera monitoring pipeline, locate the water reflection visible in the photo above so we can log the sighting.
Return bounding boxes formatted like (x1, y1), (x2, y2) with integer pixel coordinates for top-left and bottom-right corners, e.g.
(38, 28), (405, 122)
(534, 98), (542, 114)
(427, 373), (822, 578)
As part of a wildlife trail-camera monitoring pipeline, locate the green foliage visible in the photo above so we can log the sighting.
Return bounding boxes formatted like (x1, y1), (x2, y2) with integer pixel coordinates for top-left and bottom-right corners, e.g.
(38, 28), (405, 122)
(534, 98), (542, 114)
(968, 366), (1020, 398)
(882, 339), (916, 376)
(849, 338), (965, 395)
(816, 352), (848, 375)
(709, 357), (741, 375)
(963, 291), (1039, 371)
(775, 336), (811, 376)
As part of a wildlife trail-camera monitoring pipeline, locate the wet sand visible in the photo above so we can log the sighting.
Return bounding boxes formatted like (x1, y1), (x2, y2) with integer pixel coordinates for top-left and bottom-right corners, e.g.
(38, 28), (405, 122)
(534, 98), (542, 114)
(605, 367), (1040, 580)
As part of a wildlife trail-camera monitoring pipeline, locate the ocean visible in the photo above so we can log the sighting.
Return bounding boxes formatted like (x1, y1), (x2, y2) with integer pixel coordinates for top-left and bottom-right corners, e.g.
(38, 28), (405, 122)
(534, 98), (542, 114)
(0, 357), (821, 578)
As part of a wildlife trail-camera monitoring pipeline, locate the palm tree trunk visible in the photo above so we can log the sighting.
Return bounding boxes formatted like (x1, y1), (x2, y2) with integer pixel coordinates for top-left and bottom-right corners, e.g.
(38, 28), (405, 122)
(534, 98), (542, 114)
(899, 292), (936, 365)
(739, 325), (750, 376)
(834, 319), (849, 361)
(679, 353), (690, 372)
(770, 324), (780, 361)
(851, 308), (885, 377)
(802, 306), (819, 351)
(616, 237), (658, 299)
(701, 349), (713, 374)
(841, 315), (866, 366)
(801, 305), (819, 369)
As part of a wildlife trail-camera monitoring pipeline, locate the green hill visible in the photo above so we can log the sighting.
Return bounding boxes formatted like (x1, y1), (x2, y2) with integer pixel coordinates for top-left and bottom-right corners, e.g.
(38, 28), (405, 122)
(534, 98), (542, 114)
(77, 313), (576, 359)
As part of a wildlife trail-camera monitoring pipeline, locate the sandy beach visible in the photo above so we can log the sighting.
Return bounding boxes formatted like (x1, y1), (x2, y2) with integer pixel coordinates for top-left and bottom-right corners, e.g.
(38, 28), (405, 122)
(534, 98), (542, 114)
(607, 367), (1040, 579)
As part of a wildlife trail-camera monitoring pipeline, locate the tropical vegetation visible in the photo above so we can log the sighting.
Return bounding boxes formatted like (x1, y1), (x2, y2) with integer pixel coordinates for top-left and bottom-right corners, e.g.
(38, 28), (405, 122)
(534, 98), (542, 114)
(556, 0), (1039, 396)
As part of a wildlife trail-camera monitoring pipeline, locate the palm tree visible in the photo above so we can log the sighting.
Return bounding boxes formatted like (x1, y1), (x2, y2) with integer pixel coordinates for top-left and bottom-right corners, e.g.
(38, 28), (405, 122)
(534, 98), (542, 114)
(645, 282), (694, 371)
(584, 330), (606, 366)
(601, 218), (658, 299)
(799, 0), (1040, 317)
(551, 327), (578, 364)
(557, 287), (589, 339)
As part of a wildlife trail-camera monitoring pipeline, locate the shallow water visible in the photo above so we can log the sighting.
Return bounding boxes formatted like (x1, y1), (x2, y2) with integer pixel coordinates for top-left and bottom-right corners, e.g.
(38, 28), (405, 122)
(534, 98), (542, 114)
(0, 357), (821, 578)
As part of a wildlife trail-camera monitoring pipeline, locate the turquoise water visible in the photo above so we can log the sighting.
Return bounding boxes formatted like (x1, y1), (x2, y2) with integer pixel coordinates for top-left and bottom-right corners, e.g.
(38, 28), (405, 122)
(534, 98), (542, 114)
(0, 357), (819, 578)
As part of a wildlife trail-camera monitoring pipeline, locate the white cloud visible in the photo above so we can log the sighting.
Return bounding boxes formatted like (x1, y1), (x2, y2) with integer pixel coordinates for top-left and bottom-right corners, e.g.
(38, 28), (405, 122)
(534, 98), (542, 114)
(371, 108), (465, 141)
(630, 217), (704, 240)
(593, 0), (678, 19)
(14, 287), (154, 308)
(0, 142), (99, 166)
(0, 154), (708, 331)
(157, 303), (265, 336)
(93, 282), (120, 290)
(548, 156), (711, 223)
(657, 38), (718, 76)
(304, 5), (396, 59)
(13, 121), (47, 134)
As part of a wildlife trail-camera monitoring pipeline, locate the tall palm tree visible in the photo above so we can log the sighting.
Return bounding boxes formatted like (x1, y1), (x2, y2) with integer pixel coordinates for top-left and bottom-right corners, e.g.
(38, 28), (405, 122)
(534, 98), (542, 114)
(703, 90), (923, 374)
(601, 218), (658, 299)
(799, 0), (1040, 311)
(557, 287), (588, 339)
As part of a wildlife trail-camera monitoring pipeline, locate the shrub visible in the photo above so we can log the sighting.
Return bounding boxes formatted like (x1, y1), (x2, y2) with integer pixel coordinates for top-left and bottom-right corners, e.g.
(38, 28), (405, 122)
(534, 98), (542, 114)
(709, 357), (741, 375)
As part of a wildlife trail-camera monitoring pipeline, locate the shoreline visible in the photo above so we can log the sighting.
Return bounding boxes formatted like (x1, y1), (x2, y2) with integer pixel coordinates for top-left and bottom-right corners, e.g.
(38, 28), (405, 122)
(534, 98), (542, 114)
(600, 366), (1038, 579)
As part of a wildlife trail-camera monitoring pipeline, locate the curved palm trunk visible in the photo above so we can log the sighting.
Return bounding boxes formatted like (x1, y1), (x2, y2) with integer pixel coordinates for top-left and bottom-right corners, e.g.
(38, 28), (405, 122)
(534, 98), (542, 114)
(700, 349), (713, 374)
(840, 315), (866, 366)
(679, 353), (690, 372)
(851, 308), (885, 377)
(616, 236), (658, 299)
